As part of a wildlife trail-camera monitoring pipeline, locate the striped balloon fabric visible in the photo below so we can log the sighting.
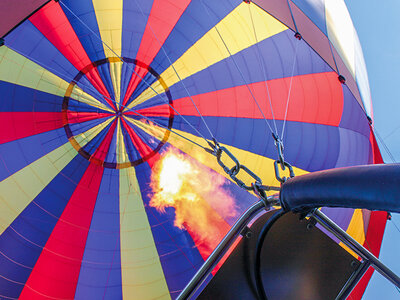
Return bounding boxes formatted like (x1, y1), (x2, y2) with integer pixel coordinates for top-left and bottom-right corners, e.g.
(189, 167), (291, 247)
(0, 0), (385, 299)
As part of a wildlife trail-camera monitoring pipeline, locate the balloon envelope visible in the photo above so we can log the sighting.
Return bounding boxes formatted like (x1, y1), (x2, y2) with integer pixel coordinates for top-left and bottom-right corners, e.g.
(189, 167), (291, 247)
(0, 0), (385, 299)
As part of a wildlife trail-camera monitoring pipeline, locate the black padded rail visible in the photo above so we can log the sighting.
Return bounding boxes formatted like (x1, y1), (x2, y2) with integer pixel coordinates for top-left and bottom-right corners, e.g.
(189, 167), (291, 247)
(280, 164), (400, 213)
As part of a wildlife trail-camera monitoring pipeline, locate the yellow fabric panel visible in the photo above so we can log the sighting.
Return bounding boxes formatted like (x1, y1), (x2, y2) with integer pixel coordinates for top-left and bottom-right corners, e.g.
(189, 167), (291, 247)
(0, 142), (77, 234)
(340, 209), (366, 257)
(109, 61), (123, 109)
(92, 0), (123, 58)
(115, 118), (127, 164)
(0, 46), (113, 112)
(128, 118), (308, 189)
(128, 2), (288, 109)
(119, 167), (170, 300)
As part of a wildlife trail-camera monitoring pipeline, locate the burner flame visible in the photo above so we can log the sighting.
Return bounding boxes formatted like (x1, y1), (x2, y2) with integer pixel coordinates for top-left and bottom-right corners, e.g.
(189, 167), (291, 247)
(150, 148), (238, 258)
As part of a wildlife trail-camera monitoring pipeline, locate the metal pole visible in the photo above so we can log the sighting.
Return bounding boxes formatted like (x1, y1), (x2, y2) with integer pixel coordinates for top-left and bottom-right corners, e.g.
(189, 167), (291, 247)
(312, 209), (400, 289)
(177, 199), (269, 300)
(336, 260), (371, 300)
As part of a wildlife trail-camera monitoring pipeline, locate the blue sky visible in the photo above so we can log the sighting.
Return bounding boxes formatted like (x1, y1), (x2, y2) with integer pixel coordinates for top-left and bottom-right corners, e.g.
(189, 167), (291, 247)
(345, 0), (400, 298)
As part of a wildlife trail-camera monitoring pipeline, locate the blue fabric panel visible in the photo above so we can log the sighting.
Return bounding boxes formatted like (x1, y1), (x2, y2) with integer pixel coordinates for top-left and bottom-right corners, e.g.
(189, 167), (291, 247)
(60, 0), (106, 62)
(67, 99), (112, 114)
(0, 81), (61, 112)
(69, 116), (113, 137)
(0, 128), (67, 182)
(119, 62), (133, 106)
(121, 0), (154, 59)
(167, 115), (342, 172)
(0, 155), (89, 299)
(96, 63), (116, 105)
(5, 21), (78, 83)
(75, 168), (122, 299)
(120, 123), (142, 162)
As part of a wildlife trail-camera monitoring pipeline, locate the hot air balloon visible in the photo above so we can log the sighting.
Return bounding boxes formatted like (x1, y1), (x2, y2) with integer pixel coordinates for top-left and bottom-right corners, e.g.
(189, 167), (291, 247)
(0, 0), (399, 299)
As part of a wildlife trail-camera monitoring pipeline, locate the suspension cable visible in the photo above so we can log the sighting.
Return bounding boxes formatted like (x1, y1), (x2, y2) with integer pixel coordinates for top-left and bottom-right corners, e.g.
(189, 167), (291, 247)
(371, 125), (397, 163)
(280, 38), (300, 141)
(133, 0), (217, 141)
(247, 3), (279, 137)
(59, 0), (211, 145)
(199, 0), (276, 136)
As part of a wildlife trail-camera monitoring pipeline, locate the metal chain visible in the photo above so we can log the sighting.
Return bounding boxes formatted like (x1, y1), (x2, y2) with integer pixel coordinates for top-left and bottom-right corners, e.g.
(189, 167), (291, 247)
(272, 133), (295, 183)
(205, 140), (281, 202)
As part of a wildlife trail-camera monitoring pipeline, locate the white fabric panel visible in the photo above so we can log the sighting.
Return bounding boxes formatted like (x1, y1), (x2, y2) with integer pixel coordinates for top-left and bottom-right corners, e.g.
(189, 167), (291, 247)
(325, 0), (355, 78)
(354, 31), (372, 116)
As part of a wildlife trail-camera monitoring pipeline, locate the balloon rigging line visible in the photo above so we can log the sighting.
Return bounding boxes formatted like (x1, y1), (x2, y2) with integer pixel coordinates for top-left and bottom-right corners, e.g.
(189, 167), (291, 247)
(59, 0), (211, 146)
(247, 3), (279, 137)
(391, 217), (400, 236)
(133, 0), (217, 142)
(199, 0), (276, 137)
(383, 124), (400, 141)
(280, 39), (300, 141)
(372, 126), (397, 163)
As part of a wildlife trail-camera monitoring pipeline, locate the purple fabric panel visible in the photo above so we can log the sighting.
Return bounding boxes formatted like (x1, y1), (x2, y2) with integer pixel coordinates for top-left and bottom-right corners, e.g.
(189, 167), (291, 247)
(288, 2), (336, 71)
(340, 85), (370, 138)
(319, 207), (355, 243)
(335, 127), (371, 168)
(0, 0), (48, 37)
(291, 0), (327, 34)
(252, 0), (295, 29)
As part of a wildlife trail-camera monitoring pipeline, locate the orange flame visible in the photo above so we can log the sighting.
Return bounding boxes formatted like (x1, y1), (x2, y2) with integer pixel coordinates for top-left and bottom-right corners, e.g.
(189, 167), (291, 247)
(150, 148), (238, 258)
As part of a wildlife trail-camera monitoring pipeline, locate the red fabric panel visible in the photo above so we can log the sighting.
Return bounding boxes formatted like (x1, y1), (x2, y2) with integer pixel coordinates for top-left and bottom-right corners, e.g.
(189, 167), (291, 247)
(0, 112), (63, 144)
(136, 72), (344, 126)
(350, 211), (387, 299)
(29, 2), (115, 110)
(121, 0), (191, 106)
(66, 111), (112, 124)
(19, 163), (104, 299)
(0, 0), (48, 37)
(120, 117), (159, 168)
(90, 119), (117, 162)
(370, 129), (384, 164)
